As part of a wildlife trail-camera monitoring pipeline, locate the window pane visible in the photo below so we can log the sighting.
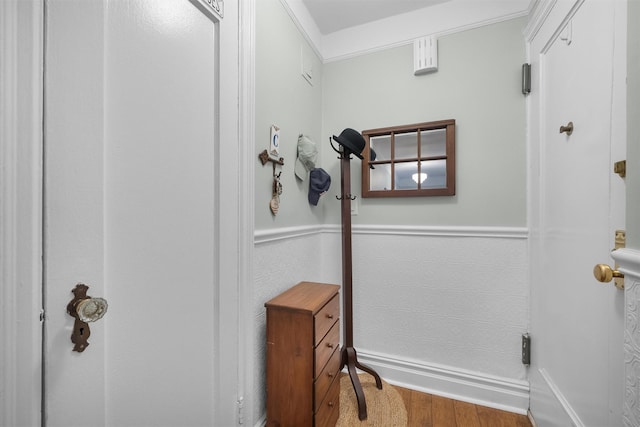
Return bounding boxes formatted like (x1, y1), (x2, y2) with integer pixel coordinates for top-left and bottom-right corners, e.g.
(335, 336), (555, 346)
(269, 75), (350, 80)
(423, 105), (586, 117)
(395, 132), (418, 160)
(422, 159), (447, 189)
(370, 163), (392, 191)
(420, 128), (446, 157)
(394, 161), (418, 190)
(361, 119), (455, 198)
(370, 135), (391, 161)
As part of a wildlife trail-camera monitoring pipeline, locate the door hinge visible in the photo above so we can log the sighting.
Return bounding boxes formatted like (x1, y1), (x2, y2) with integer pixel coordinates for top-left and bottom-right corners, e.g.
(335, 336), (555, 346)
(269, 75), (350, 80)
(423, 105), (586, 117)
(522, 63), (531, 95)
(237, 396), (244, 425)
(39, 309), (45, 322)
(522, 333), (531, 365)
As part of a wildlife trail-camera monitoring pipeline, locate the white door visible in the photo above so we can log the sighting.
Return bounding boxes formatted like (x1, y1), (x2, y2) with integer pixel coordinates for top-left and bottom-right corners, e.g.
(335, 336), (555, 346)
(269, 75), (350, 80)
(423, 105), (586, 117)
(528, 1), (626, 425)
(43, 1), (240, 425)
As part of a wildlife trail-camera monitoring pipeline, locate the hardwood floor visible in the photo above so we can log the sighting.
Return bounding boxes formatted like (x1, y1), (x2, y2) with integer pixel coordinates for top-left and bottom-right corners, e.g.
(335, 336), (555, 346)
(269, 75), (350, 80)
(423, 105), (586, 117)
(394, 386), (532, 427)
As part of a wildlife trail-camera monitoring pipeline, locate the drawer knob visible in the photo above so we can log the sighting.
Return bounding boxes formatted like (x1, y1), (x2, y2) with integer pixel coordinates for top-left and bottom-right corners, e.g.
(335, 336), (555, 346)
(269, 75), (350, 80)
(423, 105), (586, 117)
(326, 314), (334, 319)
(326, 342), (334, 349)
(327, 372), (334, 378)
(328, 401), (334, 408)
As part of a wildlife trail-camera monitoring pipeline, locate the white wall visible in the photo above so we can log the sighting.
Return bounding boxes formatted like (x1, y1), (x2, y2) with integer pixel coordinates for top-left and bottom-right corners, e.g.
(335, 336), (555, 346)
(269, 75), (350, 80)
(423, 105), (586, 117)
(253, 227), (529, 422)
(252, 229), (335, 425)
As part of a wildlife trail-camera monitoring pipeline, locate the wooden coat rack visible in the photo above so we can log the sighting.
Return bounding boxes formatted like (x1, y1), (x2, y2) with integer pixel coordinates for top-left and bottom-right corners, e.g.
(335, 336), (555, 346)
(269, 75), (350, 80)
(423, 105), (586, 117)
(335, 145), (382, 421)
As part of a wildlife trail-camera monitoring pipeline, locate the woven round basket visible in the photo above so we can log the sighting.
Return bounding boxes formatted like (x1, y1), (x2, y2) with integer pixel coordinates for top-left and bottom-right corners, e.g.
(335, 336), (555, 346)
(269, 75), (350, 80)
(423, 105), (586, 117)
(336, 374), (408, 427)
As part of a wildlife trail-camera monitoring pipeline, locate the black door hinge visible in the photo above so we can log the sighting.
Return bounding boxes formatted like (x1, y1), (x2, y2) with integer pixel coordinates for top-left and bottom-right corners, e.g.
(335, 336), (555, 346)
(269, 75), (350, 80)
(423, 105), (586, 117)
(522, 333), (531, 365)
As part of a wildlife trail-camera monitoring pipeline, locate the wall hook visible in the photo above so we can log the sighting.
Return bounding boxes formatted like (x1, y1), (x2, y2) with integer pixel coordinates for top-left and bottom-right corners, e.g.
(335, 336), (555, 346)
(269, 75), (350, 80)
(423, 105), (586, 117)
(329, 137), (352, 160)
(559, 121), (574, 135)
(259, 149), (284, 166)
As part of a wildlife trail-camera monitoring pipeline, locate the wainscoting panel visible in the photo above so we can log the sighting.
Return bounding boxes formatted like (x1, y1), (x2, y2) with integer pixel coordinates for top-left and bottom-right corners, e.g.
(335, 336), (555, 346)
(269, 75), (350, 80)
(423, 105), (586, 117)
(254, 225), (529, 424)
(346, 227), (529, 383)
(613, 248), (640, 427)
(253, 228), (334, 425)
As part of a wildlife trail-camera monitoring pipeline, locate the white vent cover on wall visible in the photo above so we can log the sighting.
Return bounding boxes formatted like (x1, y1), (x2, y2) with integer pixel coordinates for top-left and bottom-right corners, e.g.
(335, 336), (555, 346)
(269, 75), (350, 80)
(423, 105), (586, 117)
(414, 36), (438, 75)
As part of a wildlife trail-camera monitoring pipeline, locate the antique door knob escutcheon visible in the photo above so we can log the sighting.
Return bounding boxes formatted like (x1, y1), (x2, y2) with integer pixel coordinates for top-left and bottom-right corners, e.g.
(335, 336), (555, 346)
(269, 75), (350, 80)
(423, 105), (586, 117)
(67, 283), (108, 352)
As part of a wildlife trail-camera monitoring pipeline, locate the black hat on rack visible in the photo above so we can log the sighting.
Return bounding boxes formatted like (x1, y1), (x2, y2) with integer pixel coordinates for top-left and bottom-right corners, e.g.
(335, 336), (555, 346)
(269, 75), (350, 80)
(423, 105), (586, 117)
(332, 128), (365, 159)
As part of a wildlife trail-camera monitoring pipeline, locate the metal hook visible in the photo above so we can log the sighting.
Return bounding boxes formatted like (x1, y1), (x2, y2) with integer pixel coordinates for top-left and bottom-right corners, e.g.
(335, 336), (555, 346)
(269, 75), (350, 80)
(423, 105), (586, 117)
(329, 137), (352, 160)
(329, 137), (341, 155)
(559, 121), (574, 135)
(272, 162), (282, 178)
(336, 194), (356, 200)
(258, 149), (284, 166)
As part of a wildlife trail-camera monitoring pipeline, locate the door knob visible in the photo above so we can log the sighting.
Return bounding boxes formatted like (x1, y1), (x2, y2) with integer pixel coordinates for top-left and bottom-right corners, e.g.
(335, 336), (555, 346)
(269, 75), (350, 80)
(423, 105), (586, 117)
(67, 284), (108, 352)
(76, 297), (108, 322)
(593, 264), (624, 289)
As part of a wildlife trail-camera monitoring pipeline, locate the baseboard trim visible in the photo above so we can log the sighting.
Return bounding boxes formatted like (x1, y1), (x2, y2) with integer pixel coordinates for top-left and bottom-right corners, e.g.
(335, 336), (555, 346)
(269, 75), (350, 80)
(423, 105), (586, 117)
(355, 350), (530, 415)
(538, 368), (584, 426)
(254, 350), (530, 426)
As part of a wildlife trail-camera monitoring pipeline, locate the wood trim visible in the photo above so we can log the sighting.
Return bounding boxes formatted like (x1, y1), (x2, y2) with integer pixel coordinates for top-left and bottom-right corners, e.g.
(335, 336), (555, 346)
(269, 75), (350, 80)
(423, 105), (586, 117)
(362, 119), (456, 136)
(362, 120), (455, 198)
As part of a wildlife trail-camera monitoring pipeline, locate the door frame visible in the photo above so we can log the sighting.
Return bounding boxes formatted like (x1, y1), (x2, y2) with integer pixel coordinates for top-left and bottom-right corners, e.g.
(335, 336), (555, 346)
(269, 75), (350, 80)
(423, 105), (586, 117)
(0, 0), (255, 425)
(525, 0), (627, 424)
(1, 1), (44, 426)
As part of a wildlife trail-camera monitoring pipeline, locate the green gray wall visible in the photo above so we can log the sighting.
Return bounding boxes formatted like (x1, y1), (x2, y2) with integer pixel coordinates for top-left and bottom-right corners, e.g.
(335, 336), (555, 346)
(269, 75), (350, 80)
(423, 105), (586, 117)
(255, 0), (324, 231)
(628, 1), (640, 248)
(321, 18), (527, 226)
(256, 1), (527, 231)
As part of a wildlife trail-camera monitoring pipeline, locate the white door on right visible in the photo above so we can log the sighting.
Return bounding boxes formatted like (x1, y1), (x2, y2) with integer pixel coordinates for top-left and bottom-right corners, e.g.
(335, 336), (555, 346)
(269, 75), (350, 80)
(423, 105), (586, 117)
(528, 0), (626, 426)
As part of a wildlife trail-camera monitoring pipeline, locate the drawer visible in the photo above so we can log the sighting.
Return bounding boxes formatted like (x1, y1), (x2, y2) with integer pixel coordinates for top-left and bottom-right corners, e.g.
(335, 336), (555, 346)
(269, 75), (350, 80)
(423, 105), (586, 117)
(315, 320), (340, 378)
(314, 294), (339, 346)
(314, 374), (340, 427)
(314, 345), (341, 412)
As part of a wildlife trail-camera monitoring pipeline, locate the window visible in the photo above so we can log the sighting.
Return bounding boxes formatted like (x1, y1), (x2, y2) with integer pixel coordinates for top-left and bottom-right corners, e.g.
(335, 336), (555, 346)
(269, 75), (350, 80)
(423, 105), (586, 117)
(361, 119), (455, 197)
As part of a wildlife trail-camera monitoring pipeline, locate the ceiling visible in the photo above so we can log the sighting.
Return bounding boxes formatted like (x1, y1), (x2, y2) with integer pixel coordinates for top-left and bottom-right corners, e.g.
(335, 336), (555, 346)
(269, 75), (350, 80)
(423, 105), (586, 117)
(300, 0), (453, 35)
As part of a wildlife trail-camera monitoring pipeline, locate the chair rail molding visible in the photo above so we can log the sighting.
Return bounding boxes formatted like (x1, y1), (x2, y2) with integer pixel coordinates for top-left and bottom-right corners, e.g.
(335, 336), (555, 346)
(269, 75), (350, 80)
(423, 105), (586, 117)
(612, 248), (640, 427)
(254, 224), (528, 244)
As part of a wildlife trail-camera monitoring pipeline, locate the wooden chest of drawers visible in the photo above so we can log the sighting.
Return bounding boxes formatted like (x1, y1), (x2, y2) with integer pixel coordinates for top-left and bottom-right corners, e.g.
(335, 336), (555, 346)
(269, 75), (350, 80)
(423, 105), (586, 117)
(265, 282), (341, 427)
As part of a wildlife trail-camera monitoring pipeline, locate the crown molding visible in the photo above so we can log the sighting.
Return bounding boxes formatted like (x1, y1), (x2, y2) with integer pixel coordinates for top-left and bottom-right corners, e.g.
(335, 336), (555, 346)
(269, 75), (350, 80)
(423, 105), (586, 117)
(278, 0), (323, 61)
(523, 0), (556, 42)
(281, 0), (530, 63)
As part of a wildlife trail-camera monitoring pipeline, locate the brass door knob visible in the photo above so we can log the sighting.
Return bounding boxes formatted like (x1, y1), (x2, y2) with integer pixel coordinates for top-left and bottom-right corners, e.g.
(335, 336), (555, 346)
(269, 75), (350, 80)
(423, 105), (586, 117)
(593, 264), (624, 285)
